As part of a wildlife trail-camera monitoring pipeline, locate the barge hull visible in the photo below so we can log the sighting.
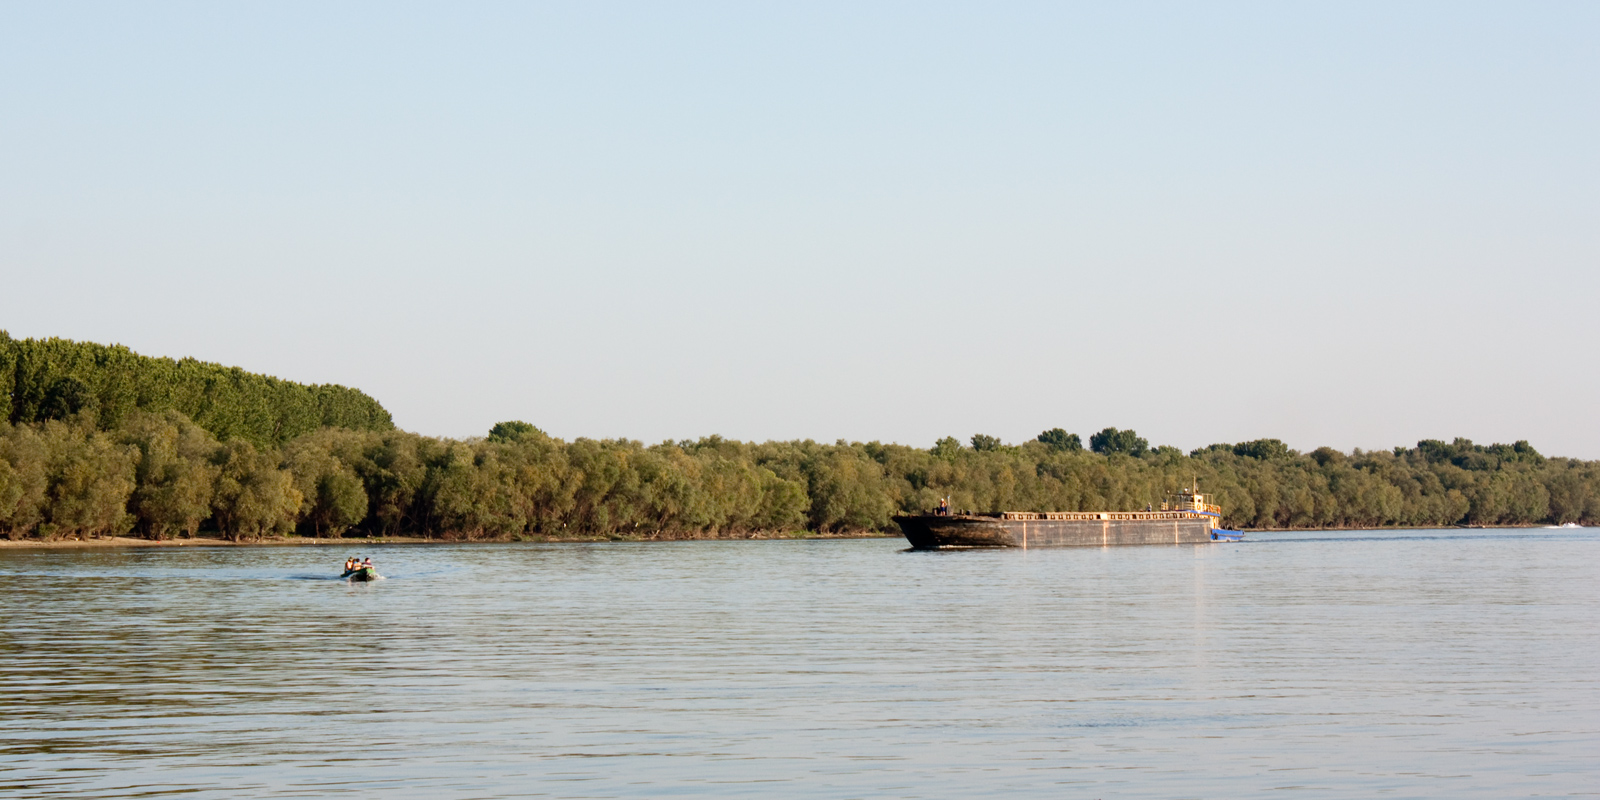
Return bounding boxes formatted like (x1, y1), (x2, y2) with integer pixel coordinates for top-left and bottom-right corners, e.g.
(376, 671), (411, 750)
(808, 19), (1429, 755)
(897, 515), (1218, 549)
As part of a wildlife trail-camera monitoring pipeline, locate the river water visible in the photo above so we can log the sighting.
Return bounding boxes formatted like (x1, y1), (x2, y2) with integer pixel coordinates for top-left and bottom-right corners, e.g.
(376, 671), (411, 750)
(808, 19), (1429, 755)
(1, 529), (1596, 799)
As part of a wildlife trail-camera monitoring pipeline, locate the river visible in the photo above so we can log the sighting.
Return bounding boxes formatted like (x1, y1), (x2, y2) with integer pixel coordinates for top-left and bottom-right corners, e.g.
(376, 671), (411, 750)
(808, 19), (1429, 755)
(2, 529), (1595, 798)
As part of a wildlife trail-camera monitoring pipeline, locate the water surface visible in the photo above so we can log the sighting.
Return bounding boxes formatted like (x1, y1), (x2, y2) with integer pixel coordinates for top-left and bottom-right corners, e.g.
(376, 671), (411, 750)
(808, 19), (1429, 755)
(2, 530), (1596, 798)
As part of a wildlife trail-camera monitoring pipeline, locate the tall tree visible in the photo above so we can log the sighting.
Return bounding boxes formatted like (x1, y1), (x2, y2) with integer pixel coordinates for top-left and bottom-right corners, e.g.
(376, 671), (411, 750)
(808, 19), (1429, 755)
(1090, 427), (1147, 456)
(210, 440), (302, 541)
(1036, 428), (1082, 452)
(970, 434), (1002, 452)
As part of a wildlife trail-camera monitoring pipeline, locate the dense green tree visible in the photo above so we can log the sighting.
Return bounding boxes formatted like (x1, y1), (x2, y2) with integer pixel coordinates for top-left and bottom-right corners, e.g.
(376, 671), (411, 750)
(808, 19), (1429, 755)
(1090, 427), (1147, 456)
(1545, 463), (1596, 525)
(1413, 438), (1544, 471)
(1233, 439), (1293, 460)
(284, 432), (368, 537)
(800, 442), (897, 531)
(2, 332), (391, 447)
(118, 410), (220, 539)
(210, 440), (302, 541)
(39, 376), (94, 422)
(421, 440), (523, 539)
(487, 420), (546, 444)
(1309, 446), (1345, 467)
(970, 434), (1002, 452)
(35, 418), (138, 538)
(0, 422), (50, 537)
(931, 436), (963, 459)
(1036, 428), (1082, 452)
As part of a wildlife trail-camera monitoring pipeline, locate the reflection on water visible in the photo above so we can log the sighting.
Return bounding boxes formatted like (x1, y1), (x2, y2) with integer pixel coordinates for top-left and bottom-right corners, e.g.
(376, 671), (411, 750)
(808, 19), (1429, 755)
(2, 530), (1596, 798)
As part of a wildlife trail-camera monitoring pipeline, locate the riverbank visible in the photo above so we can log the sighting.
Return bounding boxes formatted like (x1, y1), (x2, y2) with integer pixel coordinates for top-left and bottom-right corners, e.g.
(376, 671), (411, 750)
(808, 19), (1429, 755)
(0, 530), (897, 549)
(1237, 523), (1561, 532)
(3, 522), (1576, 550)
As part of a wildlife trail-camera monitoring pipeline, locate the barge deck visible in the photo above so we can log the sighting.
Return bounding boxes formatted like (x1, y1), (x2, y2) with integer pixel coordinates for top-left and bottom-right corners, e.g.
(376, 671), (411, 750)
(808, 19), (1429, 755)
(897, 489), (1242, 549)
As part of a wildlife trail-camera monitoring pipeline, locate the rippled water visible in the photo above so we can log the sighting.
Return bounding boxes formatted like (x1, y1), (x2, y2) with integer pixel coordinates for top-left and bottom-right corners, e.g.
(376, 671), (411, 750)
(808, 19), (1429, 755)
(2, 530), (1596, 798)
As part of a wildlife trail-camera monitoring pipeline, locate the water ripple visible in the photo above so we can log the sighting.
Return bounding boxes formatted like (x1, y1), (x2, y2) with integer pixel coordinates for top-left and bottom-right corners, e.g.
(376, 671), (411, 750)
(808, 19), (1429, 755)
(2, 531), (1596, 798)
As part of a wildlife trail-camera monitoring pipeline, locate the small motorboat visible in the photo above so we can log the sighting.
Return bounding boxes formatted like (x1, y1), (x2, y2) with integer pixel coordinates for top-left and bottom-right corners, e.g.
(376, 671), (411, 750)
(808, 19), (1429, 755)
(341, 566), (379, 581)
(1210, 529), (1245, 541)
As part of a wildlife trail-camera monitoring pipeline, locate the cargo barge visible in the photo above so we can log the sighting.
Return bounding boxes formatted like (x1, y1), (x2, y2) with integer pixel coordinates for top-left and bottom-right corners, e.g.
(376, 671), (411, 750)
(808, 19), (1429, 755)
(896, 488), (1243, 549)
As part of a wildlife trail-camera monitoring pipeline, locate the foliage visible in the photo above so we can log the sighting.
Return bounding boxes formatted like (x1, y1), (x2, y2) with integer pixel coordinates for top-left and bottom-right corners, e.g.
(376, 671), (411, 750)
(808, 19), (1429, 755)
(0, 416), (136, 539)
(969, 434), (1002, 452)
(1, 331), (392, 448)
(1413, 438), (1544, 470)
(0, 396), (1597, 541)
(1090, 427), (1148, 456)
(486, 420), (546, 444)
(1233, 438), (1294, 460)
(210, 439), (302, 541)
(1036, 428), (1082, 452)
(284, 430), (368, 537)
(118, 410), (220, 539)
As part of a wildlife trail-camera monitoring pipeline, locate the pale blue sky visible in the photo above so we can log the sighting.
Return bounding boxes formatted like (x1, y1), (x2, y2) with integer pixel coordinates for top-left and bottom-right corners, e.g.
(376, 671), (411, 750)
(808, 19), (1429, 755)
(3, 2), (1597, 456)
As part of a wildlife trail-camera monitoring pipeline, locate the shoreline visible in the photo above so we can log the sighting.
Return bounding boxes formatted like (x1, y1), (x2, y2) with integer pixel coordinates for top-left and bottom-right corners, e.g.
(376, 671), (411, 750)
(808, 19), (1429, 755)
(1237, 523), (1564, 533)
(0, 524), (1579, 550)
(0, 531), (899, 549)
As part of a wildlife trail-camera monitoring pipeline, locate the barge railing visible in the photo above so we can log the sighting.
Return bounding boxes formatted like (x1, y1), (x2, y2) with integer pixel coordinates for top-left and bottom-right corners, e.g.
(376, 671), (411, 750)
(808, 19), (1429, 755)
(994, 510), (1217, 521)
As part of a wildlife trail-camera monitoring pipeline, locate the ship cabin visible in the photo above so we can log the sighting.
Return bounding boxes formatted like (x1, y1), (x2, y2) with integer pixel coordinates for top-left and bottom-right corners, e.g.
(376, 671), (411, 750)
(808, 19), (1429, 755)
(1163, 488), (1223, 516)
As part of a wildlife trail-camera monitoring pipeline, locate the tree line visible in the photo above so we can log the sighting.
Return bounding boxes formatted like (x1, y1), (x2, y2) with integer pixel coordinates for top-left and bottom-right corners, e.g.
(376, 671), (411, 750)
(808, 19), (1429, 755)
(1, 334), (1591, 539)
(2, 411), (1595, 542)
(1, 332), (392, 447)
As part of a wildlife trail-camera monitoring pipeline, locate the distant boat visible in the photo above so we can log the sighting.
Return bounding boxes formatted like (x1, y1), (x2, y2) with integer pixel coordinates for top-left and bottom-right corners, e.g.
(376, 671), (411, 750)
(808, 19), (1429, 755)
(1548, 522), (1583, 529)
(341, 567), (379, 581)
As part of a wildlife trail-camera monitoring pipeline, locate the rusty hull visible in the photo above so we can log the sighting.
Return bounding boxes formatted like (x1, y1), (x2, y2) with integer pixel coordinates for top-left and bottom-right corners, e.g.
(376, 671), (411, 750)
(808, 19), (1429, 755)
(896, 514), (1218, 549)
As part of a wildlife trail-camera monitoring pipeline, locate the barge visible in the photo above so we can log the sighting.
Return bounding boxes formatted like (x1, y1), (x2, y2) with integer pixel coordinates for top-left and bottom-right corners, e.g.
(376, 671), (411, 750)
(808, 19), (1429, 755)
(897, 488), (1243, 549)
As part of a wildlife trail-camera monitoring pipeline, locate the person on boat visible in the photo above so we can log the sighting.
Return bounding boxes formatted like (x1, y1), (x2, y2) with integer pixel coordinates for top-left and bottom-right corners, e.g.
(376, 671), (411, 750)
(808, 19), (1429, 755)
(937, 497), (950, 516)
(361, 557), (374, 571)
(343, 557), (356, 573)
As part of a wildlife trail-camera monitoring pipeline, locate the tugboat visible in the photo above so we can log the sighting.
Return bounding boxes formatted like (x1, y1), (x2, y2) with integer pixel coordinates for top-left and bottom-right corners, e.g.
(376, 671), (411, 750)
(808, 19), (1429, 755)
(896, 484), (1244, 549)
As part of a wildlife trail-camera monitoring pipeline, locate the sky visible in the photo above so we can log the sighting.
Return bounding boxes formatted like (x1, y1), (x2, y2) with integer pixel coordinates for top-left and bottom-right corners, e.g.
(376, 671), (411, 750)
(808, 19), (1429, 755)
(2, 2), (1597, 457)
